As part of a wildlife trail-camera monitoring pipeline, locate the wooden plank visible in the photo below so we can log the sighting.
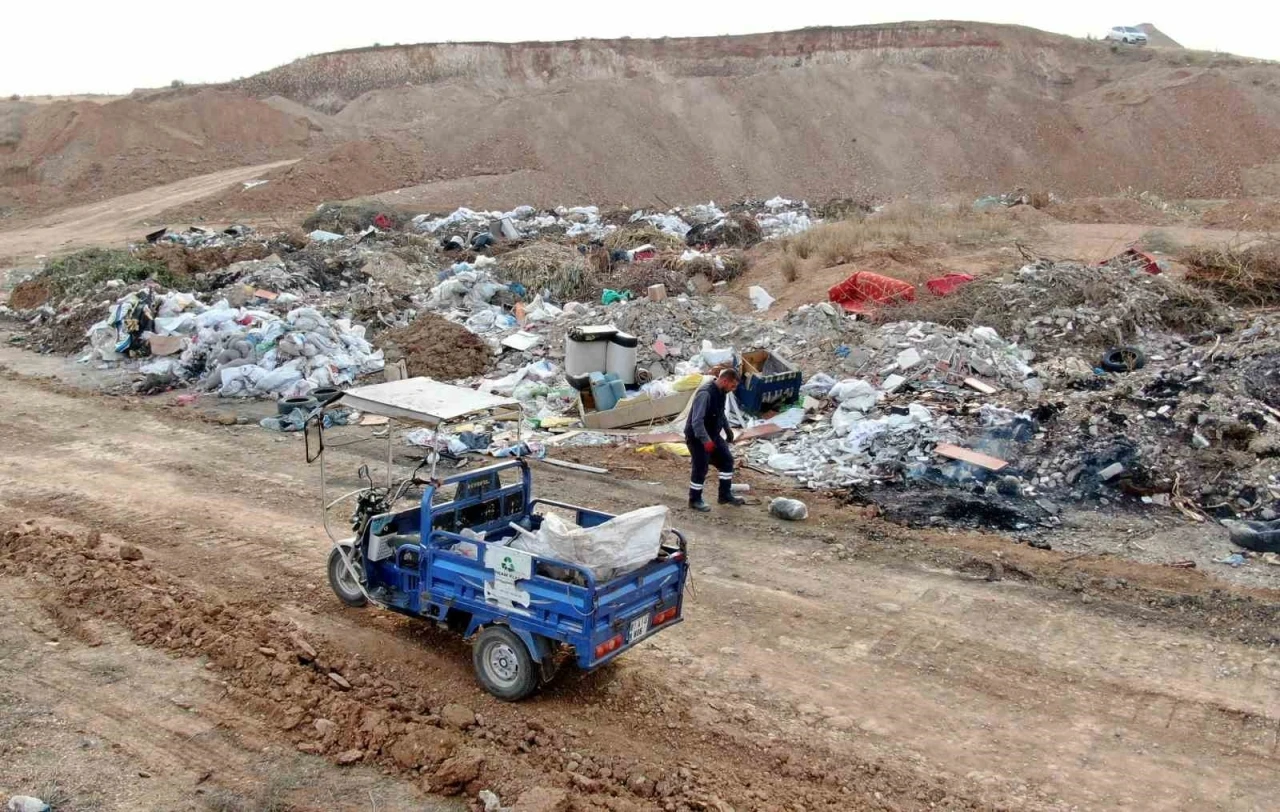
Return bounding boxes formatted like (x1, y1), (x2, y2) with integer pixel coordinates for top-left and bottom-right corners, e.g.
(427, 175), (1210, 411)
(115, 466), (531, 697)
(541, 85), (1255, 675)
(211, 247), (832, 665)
(934, 442), (1008, 471)
(539, 458), (609, 475)
(964, 377), (998, 395)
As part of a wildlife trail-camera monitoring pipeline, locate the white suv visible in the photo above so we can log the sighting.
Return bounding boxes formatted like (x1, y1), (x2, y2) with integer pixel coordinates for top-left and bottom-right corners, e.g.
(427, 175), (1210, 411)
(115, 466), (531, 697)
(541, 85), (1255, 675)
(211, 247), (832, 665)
(1106, 26), (1149, 45)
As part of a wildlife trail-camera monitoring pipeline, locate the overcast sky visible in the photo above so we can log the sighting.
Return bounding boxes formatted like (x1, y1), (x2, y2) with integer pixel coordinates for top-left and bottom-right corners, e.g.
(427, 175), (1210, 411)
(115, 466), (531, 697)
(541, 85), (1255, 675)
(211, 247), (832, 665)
(3, 1), (1276, 96)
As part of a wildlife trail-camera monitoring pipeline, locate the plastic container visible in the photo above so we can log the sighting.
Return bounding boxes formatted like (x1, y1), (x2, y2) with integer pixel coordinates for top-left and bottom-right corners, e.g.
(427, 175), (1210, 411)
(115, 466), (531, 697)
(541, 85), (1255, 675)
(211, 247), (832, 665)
(737, 349), (802, 414)
(590, 372), (622, 411)
(564, 326), (616, 376)
(605, 331), (639, 385)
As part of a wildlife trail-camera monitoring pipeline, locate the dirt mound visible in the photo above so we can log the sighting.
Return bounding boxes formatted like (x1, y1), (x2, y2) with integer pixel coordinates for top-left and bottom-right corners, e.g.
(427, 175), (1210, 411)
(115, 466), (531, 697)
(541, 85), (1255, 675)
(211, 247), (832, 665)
(168, 137), (429, 219)
(1199, 199), (1280, 231)
(1046, 197), (1177, 225)
(0, 89), (316, 216)
(379, 313), (492, 380)
(8, 277), (49, 309)
(1137, 24), (1184, 48)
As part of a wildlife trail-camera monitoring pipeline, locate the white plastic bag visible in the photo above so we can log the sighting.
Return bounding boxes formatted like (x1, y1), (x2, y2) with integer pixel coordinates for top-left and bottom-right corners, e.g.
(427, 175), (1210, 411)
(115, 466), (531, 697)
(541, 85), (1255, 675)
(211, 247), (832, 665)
(698, 340), (734, 367)
(512, 506), (669, 581)
(828, 379), (879, 411)
(800, 373), (837, 396)
(748, 286), (775, 312)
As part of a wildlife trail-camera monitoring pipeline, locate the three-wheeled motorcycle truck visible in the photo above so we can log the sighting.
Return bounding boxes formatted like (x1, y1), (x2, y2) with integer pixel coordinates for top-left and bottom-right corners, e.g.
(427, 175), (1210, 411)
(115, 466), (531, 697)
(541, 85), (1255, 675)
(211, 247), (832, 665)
(306, 378), (690, 700)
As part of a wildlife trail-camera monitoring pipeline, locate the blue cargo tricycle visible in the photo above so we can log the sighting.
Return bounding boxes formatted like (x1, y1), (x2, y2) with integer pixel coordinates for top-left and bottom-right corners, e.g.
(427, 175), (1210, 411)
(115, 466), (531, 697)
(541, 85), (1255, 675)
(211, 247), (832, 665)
(306, 378), (689, 700)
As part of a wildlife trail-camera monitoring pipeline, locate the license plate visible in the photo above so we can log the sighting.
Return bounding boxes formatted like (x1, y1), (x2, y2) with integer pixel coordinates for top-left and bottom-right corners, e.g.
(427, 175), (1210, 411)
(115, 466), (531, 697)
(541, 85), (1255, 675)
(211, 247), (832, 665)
(628, 615), (650, 641)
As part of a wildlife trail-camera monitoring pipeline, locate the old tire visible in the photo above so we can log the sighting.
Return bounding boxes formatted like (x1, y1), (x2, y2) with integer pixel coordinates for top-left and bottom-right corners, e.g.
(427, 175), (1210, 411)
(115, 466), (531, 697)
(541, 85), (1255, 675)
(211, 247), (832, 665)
(472, 626), (538, 701)
(327, 545), (367, 607)
(1101, 346), (1146, 373)
(279, 395), (319, 415)
(311, 387), (342, 405)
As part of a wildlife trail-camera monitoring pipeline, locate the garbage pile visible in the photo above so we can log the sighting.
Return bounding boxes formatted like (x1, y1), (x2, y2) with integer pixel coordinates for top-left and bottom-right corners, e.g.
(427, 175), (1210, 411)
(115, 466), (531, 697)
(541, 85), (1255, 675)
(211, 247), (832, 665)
(83, 290), (384, 398)
(144, 224), (254, 248)
(627, 197), (814, 242)
(831, 321), (1040, 392)
(891, 261), (1226, 354)
(412, 205), (614, 243)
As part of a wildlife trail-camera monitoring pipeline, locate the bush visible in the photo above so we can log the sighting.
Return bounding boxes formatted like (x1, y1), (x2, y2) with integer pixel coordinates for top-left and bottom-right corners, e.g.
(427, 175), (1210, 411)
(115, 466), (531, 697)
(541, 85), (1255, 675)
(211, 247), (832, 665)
(170, 79), (184, 88)
(1181, 240), (1280, 306)
(7, 94), (18, 102)
(42, 247), (181, 299)
(780, 251), (800, 282)
(784, 203), (1013, 267)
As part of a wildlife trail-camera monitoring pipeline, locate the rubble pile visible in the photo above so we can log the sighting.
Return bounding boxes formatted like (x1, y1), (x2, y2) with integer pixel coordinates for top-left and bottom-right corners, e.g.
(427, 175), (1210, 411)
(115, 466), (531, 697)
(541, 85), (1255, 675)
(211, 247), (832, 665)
(889, 261), (1227, 353)
(832, 321), (1039, 392)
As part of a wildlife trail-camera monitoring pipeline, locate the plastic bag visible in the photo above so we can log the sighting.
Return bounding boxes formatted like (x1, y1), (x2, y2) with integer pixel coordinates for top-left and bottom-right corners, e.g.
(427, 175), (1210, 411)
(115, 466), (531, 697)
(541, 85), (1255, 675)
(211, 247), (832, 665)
(828, 379), (879, 411)
(219, 364), (268, 398)
(767, 453), (804, 472)
(511, 505), (669, 581)
(698, 341), (734, 367)
(800, 373), (837, 397)
(748, 286), (775, 312)
(770, 498), (809, 521)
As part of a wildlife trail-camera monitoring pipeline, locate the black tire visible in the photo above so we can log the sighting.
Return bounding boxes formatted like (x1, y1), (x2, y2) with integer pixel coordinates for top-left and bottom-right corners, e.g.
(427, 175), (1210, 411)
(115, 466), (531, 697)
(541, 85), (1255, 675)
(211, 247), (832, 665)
(327, 545), (368, 607)
(279, 395), (319, 415)
(1101, 346), (1147, 373)
(311, 387), (342, 405)
(472, 626), (539, 701)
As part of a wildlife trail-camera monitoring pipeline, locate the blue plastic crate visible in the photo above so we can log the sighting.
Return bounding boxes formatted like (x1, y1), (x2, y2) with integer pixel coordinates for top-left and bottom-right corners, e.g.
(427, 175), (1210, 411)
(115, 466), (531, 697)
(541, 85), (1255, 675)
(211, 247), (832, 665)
(736, 349), (801, 414)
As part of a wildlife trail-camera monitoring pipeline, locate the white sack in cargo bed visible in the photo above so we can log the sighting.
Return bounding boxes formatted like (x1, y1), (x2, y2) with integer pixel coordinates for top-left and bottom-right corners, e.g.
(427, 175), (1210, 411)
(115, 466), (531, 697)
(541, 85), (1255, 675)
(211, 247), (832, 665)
(512, 505), (668, 582)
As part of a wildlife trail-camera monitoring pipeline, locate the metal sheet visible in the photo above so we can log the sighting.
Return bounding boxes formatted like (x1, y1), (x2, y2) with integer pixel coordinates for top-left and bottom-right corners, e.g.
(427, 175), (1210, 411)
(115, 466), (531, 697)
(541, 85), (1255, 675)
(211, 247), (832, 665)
(337, 378), (518, 425)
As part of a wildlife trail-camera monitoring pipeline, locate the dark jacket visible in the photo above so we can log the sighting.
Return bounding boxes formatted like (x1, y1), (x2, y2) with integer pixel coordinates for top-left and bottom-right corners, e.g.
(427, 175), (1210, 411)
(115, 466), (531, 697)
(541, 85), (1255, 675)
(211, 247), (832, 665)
(685, 379), (734, 444)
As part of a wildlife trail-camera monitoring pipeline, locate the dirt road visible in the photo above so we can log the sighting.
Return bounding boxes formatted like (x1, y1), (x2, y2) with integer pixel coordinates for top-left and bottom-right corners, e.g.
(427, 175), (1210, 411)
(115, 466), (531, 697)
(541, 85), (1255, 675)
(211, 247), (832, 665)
(1, 366), (1279, 810)
(0, 160), (296, 265)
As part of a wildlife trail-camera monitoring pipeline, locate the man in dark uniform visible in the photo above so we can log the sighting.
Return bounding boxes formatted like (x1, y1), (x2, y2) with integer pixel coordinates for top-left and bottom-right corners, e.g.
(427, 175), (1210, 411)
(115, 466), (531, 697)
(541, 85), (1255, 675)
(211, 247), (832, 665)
(684, 368), (746, 512)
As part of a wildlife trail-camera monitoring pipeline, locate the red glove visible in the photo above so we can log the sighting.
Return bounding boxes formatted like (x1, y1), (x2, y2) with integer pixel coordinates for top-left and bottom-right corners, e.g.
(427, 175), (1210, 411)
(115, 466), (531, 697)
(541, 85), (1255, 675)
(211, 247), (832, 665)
(703, 440), (715, 453)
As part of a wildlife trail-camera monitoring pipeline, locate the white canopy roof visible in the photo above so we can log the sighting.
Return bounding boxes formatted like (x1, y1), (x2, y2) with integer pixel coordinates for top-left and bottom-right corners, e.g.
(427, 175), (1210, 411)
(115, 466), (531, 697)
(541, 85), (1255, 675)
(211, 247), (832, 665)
(337, 378), (519, 426)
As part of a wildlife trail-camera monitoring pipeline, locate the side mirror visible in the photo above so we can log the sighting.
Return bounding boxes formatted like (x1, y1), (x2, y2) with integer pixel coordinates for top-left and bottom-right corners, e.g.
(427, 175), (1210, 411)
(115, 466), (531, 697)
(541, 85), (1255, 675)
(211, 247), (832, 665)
(304, 415), (325, 464)
(357, 464), (371, 486)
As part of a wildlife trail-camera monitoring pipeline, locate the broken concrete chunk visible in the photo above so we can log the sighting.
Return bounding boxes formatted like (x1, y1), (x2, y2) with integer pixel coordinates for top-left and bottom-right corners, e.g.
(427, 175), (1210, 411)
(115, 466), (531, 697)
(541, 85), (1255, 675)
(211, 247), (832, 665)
(896, 347), (922, 370)
(880, 373), (907, 394)
(1098, 463), (1126, 481)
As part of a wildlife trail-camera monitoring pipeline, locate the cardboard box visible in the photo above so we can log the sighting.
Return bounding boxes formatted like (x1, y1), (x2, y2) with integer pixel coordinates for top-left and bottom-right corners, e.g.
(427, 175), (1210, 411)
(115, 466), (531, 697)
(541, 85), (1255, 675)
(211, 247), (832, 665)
(579, 389), (694, 430)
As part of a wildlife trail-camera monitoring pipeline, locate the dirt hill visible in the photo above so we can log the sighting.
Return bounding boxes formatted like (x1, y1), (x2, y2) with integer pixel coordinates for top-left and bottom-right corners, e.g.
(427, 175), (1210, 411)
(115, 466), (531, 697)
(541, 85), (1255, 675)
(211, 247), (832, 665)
(0, 89), (320, 217)
(5, 21), (1280, 224)
(1137, 24), (1184, 49)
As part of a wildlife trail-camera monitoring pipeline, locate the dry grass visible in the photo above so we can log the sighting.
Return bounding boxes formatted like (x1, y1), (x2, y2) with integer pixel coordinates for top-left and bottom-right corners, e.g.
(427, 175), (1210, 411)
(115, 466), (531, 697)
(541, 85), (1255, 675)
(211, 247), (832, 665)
(498, 240), (591, 300)
(602, 223), (686, 252)
(784, 203), (1014, 267)
(880, 262), (1224, 344)
(780, 251), (801, 283)
(1180, 240), (1280, 306)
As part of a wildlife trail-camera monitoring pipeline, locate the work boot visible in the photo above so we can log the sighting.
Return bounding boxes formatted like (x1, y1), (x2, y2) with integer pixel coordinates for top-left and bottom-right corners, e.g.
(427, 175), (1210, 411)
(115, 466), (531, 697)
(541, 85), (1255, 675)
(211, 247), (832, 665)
(718, 479), (746, 506)
(689, 486), (711, 512)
